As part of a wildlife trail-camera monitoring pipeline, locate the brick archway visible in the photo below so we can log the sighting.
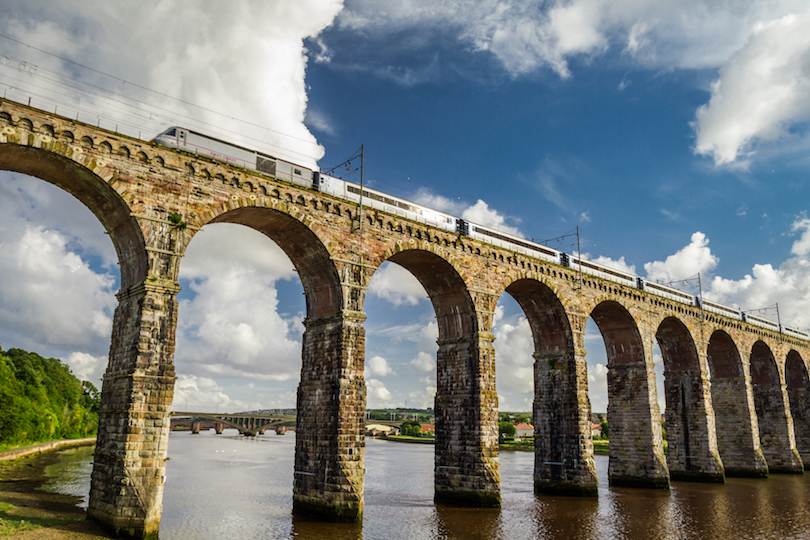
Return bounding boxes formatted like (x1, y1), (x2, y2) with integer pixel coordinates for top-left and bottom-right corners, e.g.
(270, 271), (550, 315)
(504, 278), (598, 496)
(786, 350), (810, 467)
(656, 317), (723, 481)
(591, 300), (669, 488)
(751, 340), (803, 472)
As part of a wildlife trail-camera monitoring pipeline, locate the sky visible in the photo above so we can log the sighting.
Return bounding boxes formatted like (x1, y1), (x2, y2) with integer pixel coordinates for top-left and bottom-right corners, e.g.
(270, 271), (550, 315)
(2, 1), (810, 415)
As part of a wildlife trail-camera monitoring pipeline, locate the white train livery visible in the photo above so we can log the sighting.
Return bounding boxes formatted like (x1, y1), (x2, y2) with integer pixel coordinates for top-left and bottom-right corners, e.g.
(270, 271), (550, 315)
(151, 126), (807, 340)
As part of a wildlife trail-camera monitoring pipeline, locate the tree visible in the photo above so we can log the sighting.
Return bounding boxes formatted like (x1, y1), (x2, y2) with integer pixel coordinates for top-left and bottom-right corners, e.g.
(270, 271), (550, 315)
(401, 420), (421, 437)
(498, 421), (516, 440)
(600, 418), (608, 440)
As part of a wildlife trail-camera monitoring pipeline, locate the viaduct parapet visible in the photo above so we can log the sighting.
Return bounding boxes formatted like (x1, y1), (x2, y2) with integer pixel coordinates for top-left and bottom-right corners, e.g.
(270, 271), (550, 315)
(1, 100), (809, 538)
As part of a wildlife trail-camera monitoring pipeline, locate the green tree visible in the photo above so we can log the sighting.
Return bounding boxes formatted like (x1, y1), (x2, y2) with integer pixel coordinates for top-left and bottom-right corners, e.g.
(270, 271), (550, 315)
(498, 421), (516, 440)
(401, 420), (421, 437)
(600, 418), (609, 440)
(0, 348), (99, 448)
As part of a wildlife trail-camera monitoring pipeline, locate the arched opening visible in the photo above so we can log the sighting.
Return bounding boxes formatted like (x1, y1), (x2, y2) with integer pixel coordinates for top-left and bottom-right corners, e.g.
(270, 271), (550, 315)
(786, 351), (810, 468)
(590, 301), (668, 488)
(374, 248), (499, 507)
(499, 278), (597, 496)
(706, 330), (767, 477)
(750, 341), (803, 473)
(656, 317), (723, 481)
(0, 171), (118, 445)
(0, 143), (151, 531)
(361, 260), (436, 512)
(202, 206), (369, 518)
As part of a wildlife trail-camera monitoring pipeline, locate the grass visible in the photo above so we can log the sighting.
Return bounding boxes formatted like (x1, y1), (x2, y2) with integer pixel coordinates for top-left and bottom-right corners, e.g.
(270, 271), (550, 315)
(0, 502), (73, 537)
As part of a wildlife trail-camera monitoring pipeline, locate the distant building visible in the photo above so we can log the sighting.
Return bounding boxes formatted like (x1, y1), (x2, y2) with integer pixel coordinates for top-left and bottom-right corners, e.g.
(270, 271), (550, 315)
(514, 422), (533, 437)
(591, 423), (602, 438)
(420, 424), (435, 435)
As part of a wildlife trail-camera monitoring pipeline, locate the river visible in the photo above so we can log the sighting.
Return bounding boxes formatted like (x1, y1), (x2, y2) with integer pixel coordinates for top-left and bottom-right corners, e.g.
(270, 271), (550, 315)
(43, 431), (810, 539)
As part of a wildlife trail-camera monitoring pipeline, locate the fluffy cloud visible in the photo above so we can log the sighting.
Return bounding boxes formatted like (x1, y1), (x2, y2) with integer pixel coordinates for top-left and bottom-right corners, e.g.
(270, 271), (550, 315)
(461, 200), (523, 236)
(0, 218), (115, 354)
(0, 0), (342, 168)
(366, 378), (395, 407)
(693, 12), (810, 166)
(493, 306), (534, 398)
(331, 1), (810, 167)
(644, 232), (718, 283)
(63, 352), (107, 387)
(410, 351), (435, 373)
(173, 374), (263, 412)
(365, 355), (395, 377)
(589, 255), (636, 275)
(368, 262), (427, 306)
(175, 224), (304, 381)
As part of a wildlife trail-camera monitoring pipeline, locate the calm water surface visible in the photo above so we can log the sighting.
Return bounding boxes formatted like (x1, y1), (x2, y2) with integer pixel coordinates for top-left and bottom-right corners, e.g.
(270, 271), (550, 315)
(44, 431), (810, 539)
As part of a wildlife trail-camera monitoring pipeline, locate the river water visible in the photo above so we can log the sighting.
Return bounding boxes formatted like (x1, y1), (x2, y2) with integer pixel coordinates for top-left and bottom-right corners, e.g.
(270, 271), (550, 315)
(44, 431), (810, 539)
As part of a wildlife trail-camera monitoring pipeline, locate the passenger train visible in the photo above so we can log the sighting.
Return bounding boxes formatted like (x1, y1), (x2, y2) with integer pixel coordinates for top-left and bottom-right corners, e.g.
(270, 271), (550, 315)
(152, 127), (808, 340)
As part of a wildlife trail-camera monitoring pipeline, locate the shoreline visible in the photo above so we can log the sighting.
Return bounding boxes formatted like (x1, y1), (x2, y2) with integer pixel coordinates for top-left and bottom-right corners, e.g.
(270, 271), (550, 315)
(0, 441), (114, 539)
(0, 437), (97, 463)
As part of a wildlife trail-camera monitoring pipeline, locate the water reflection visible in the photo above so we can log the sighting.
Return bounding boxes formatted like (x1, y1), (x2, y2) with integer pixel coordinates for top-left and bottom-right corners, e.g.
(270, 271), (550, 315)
(39, 433), (810, 540)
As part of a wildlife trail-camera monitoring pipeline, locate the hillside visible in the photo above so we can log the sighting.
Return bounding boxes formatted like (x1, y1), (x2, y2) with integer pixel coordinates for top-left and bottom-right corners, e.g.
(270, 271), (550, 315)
(0, 347), (99, 451)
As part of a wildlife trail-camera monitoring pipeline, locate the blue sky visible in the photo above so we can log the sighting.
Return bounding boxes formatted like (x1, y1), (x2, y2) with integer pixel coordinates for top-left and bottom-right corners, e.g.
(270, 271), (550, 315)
(2, 1), (810, 414)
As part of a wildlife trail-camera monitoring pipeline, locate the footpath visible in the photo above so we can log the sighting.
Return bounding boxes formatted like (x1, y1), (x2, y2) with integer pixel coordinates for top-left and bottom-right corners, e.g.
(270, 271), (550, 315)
(0, 438), (97, 462)
(0, 438), (113, 539)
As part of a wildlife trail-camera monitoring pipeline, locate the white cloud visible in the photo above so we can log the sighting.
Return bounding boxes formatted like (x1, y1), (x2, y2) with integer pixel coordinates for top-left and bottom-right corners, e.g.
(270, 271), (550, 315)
(175, 225), (304, 381)
(493, 316), (533, 397)
(365, 355), (395, 377)
(589, 255), (636, 275)
(644, 231), (718, 283)
(408, 385), (437, 409)
(368, 262), (427, 306)
(461, 199), (523, 236)
(0, 224), (115, 353)
(0, 0), (343, 169)
(410, 351), (435, 373)
(172, 374), (263, 413)
(63, 352), (107, 387)
(366, 378), (395, 407)
(693, 12), (810, 166)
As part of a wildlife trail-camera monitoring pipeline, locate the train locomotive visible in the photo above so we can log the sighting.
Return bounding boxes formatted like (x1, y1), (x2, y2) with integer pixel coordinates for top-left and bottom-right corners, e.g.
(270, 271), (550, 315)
(151, 126), (808, 340)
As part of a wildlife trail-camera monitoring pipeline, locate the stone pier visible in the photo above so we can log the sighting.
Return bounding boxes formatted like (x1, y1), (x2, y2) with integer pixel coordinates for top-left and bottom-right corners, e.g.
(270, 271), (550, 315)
(292, 314), (366, 521)
(750, 342), (803, 473)
(86, 282), (178, 539)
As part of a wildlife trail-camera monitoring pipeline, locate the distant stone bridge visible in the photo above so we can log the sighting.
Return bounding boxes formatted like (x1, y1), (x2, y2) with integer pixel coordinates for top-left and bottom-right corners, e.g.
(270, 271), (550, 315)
(2, 99), (809, 538)
(169, 412), (294, 436)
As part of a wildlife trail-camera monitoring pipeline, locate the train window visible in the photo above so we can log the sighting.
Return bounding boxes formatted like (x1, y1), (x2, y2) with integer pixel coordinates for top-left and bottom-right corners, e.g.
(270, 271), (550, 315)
(166, 128), (176, 137)
(294, 168), (302, 175)
(257, 156), (276, 175)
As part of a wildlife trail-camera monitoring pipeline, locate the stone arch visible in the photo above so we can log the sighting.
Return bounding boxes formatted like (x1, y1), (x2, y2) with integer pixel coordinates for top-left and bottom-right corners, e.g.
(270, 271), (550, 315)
(750, 340), (803, 472)
(656, 317), (723, 481)
(202, 206), (342, 319)
(378, 248), (475, 340)
(370, 246), (499, 506)
(503, 277), (597, 496)
(706, 330), (768, 476)
(0, 144), (146, 289)
(786, 351), (810, 467)
(590, 300), (669, 488)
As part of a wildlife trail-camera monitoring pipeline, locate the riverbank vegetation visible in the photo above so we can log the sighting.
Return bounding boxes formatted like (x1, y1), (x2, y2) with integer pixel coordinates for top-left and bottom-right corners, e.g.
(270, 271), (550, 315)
(0, 348), (100, 452)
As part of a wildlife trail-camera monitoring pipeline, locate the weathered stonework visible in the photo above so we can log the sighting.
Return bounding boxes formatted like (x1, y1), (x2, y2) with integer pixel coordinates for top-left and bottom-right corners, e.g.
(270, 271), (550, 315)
(2, 100), (809, 537)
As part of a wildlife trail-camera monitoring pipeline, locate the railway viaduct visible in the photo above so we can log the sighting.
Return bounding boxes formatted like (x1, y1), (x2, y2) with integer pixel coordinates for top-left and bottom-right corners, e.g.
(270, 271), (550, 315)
(1, 99), (809, 538)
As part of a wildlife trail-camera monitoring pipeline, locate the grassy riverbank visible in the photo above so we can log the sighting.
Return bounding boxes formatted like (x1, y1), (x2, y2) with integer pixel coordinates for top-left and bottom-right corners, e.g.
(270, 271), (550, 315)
(0, 445), (113, 539)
